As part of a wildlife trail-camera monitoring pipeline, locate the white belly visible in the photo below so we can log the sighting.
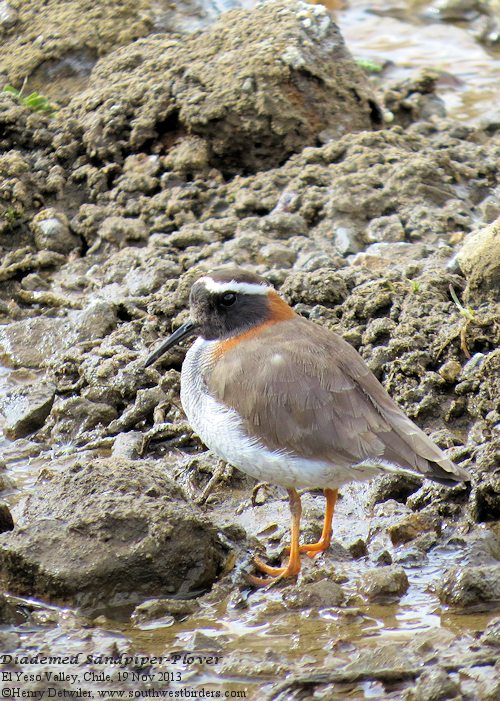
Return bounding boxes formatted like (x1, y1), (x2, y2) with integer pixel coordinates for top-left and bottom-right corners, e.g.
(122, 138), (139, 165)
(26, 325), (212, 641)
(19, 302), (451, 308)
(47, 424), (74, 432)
(180, 338), (374, 489)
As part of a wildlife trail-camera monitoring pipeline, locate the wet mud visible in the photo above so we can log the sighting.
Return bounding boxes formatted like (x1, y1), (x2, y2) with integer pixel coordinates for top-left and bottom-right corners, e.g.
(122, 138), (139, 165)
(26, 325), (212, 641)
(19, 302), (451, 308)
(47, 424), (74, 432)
(0, 1), (499, 699)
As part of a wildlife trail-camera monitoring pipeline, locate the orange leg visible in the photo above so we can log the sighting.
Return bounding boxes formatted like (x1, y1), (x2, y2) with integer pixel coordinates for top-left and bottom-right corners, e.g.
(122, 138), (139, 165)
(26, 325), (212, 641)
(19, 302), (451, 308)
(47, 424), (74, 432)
(247, 488), (302, 587)
(299, 488), (338, 557)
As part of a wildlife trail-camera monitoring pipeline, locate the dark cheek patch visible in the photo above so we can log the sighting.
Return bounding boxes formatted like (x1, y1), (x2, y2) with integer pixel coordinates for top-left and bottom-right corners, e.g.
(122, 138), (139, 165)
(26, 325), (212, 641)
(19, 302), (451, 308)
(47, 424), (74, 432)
(195, 294), (273, 340)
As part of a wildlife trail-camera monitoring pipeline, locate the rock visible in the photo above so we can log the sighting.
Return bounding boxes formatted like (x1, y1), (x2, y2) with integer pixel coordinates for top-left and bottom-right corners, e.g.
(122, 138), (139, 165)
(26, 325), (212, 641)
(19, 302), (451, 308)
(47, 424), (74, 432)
(410, 668), (462, 701)
(334, 225), (361, 255)
(347, 538), (368, 559)
(261, 212), (307, 239)
(0, 302), (117, 368)
(162, 137), (210, 175)
(0, 381), (56, 439)
(476, 673), (500, 701)
(0, 458), (226, 607)
(383, 69), (447, 126)
(457, 528), (500, 567)
(470, 471), (500, 522)
(342, 642), (420, 680)
(295, 250), (343, 272)
(366, 215), (406, 243)
(369, 474), (422, 507)
(111, 431), (143, 459)
(132, 597), (198, 626)
(20, 273), (51, 292)
(439, 360), (462, 384)
(437, 565), (500, 608)
(66, 1), (380, 174)
(0, 0), (151, 87)
(459, 352), (487, 380)
(125, 259), (180, 296)
(258, 243), (297, 268)
(0, 474), (16, 492)
(0, 317), (68, 367)
(388, 512), (442, 546)
(478, 188), (500, 223)
(98, 216), (148, 247)
(480, 616), (500, 646)
(360, 242), (428, 263)
(457, 217), (500, 302)
(283, 579), (345, 609)
(107, 387), (167, 434)
(281, 269), (348, 305)
(430, 0), (485, 22)
(360, 566), (409, 602)
(0, 2), (18, 29)
(0, 151), (36, 235)
(190, 631), (225, 652)
(362, 317), (397, 344)
(30, 208), (80, 254)
(374, 550), (393, 566)
(0, 594), (19, 625)
(51, 397), (118, 441)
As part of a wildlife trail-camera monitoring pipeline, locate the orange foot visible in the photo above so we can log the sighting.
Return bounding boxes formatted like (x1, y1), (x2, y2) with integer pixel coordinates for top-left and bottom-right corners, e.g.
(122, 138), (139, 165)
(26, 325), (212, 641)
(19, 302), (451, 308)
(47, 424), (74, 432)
(245, 488), (339, 587)
(298, 537), (331, 558)
(246, 554), (301, 588)
(246, 488), (303, 588)
(298, 488), (338, 558)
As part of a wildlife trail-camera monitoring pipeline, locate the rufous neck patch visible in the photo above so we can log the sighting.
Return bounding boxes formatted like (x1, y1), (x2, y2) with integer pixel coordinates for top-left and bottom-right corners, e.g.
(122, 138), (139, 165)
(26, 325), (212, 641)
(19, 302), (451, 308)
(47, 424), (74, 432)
(212, 291), (295, 358)
(268, 290), (296, 321)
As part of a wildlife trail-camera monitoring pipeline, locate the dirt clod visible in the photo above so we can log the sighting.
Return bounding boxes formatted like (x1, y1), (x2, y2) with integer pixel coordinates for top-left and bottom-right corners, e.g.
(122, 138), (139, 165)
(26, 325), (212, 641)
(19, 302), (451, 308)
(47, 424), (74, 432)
(360, 566), (409, 602)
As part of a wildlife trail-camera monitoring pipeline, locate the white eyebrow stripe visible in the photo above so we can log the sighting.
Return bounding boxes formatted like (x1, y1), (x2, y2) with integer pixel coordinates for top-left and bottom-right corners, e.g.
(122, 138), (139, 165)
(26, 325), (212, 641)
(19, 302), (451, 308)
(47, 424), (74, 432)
(198, 277), (271, 295)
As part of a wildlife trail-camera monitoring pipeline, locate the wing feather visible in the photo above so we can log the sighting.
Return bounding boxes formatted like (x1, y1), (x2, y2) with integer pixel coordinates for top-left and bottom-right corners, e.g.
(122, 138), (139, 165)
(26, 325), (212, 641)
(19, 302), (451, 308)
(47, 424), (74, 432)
(207, 317), (469, 483)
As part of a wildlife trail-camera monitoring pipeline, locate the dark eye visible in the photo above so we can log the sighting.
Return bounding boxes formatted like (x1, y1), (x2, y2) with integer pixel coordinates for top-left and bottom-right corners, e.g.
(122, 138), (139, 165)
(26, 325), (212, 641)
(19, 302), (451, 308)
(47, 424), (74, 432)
(220, 292), (236, 307)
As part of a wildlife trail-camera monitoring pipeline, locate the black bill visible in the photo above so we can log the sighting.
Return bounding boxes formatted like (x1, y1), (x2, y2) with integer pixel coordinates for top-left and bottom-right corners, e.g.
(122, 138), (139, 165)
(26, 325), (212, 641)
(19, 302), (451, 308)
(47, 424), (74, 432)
(144, 320), (196, 368)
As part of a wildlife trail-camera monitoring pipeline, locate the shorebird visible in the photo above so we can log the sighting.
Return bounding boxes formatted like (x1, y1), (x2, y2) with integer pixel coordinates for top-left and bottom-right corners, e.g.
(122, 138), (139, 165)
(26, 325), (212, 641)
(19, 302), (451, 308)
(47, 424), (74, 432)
(145, 268), (470, 586)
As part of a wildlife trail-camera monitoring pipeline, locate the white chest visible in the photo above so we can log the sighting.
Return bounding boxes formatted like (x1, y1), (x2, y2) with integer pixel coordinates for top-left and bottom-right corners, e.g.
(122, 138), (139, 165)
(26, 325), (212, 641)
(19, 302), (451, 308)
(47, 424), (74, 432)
(180, 338), (236, 456)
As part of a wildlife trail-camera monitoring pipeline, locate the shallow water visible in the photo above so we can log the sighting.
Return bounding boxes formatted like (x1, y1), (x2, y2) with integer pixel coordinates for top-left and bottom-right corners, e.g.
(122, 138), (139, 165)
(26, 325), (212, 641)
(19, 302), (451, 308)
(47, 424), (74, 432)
(340, 0), (500, 123)
(13, 542), (491, 699)
(0, 364), (48, 496)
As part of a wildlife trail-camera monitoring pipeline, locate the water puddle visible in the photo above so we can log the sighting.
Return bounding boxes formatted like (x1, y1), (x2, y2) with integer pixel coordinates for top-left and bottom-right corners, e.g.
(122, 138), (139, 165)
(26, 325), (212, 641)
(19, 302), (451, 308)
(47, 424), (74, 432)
(0, 365), (39, 458)
(0, 363), (56, 502)
(340, 0), (499, 123)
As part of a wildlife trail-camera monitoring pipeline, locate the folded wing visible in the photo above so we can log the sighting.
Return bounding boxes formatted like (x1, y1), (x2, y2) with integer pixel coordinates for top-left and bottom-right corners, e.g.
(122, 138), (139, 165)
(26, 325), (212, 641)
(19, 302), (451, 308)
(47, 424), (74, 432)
(207, 317), (470, 485)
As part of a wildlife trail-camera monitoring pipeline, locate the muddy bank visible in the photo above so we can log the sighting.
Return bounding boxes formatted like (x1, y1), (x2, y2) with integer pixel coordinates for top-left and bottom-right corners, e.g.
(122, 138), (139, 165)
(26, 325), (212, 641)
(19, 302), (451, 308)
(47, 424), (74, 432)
(0, 0), (499, 699)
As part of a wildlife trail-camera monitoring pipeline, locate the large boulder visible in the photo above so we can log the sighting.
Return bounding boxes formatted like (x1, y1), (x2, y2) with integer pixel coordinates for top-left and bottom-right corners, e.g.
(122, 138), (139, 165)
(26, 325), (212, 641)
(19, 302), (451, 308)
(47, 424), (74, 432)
(0, 458), (227, 608)
(63, 0), (381, 174)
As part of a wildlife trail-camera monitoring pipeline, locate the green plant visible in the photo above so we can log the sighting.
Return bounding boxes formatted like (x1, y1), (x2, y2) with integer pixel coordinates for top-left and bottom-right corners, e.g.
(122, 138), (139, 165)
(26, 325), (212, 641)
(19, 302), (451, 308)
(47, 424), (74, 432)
(449, 284), (476, 358)
(449, 285), (475, 321)
(3, 206), (20, 228)
(3, 81), (57, 115)
(356, 57), (384, 74)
